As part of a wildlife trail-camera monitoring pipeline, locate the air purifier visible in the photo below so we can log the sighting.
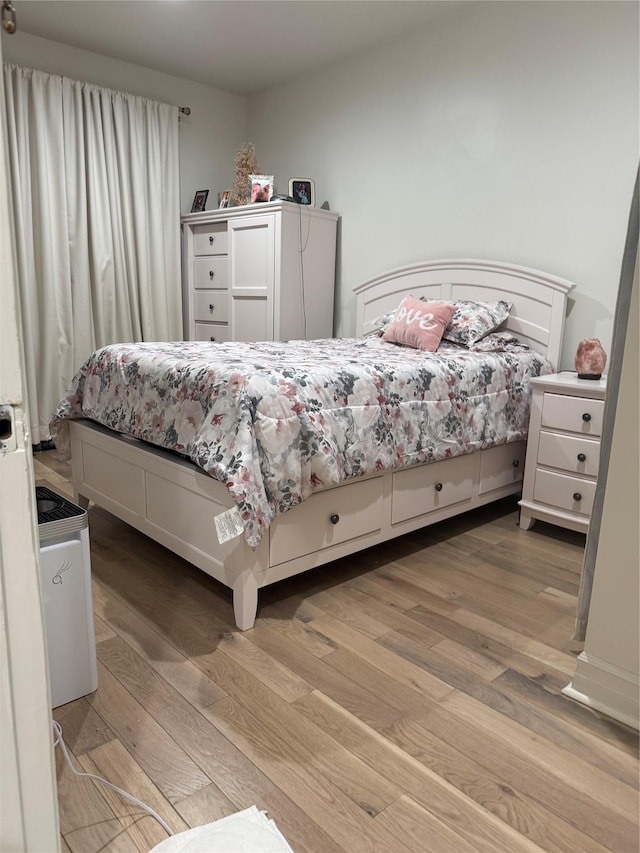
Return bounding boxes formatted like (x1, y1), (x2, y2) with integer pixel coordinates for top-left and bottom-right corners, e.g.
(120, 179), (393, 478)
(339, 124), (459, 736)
(37, 486), (98, 708)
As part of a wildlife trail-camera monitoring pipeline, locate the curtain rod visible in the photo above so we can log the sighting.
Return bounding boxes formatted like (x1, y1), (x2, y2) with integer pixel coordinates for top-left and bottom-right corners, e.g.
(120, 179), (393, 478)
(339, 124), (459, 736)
(179, 106), (191, 116)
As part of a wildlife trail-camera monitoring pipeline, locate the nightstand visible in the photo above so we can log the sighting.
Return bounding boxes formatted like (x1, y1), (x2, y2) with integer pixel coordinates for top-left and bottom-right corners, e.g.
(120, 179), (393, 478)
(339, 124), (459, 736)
(519, 372), (607, 533)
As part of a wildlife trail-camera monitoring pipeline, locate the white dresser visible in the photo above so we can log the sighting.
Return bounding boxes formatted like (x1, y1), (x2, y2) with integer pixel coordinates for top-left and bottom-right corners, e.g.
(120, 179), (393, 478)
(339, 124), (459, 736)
(180, 200), (339, 342)
(519, 372), (607, 533)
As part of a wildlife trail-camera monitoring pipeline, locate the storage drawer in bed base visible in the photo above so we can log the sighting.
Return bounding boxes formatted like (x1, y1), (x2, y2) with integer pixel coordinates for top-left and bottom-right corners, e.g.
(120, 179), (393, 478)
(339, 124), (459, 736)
(69, 421), (526, 632)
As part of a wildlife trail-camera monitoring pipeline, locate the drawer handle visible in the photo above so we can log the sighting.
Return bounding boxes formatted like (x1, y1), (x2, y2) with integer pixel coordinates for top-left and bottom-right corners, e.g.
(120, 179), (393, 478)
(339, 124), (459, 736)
(573, 492), (582, 502)
(582, 412), (591, 422)
(330, 513), (340, 525)
(209, 235), (214, 244)
(209, 303), (215, 311)
(577, 453), (586, 462)
(209, 270), (215, 278)
(210, 336), (216, 342)
(512, 459), (519, 468)
(435, 482), (443, 492)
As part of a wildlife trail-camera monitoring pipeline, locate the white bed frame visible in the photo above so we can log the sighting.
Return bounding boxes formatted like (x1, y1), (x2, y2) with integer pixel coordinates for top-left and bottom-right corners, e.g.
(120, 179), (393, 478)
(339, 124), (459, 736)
(68, 260), (574, 630)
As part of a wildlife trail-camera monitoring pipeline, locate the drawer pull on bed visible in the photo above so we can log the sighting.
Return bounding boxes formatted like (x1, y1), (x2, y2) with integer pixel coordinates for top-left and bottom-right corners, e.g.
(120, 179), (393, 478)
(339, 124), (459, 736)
(573, 492), (582, 502)
(330, 513), (340, 525)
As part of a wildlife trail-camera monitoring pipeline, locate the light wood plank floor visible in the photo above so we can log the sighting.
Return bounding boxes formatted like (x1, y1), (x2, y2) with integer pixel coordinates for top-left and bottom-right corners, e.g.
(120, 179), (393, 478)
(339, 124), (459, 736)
(35, 449), (639, 853)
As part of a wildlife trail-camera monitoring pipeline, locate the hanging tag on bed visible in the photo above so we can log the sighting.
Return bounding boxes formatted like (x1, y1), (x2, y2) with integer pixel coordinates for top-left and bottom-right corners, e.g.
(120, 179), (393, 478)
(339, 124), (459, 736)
(214, 506), (245, 544)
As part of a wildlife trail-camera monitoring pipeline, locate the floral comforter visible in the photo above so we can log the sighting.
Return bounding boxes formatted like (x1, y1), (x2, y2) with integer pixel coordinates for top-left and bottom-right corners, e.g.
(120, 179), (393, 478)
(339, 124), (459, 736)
(50, 337), (552, 549)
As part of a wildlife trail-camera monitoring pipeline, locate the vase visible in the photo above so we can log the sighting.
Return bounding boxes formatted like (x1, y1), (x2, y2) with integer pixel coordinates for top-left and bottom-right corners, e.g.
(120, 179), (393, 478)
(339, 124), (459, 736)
(575, 338), (607, 380)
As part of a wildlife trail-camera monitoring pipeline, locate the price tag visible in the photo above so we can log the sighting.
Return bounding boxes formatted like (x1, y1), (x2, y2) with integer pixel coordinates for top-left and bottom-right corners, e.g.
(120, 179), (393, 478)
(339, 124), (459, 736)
(214, 506), (245, 544)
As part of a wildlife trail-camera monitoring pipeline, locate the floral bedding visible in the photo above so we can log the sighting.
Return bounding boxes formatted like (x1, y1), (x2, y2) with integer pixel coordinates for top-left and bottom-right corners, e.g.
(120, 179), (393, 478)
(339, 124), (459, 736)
(50, 336), (552, 549)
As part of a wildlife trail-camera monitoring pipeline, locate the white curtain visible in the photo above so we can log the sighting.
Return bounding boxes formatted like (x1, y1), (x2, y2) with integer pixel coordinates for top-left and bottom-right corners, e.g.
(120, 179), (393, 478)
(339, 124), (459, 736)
(3, 64), (182, 444)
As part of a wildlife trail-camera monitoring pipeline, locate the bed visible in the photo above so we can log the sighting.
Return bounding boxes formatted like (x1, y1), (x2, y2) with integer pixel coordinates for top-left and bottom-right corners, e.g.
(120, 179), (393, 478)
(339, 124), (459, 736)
(51, 259), (575, 630)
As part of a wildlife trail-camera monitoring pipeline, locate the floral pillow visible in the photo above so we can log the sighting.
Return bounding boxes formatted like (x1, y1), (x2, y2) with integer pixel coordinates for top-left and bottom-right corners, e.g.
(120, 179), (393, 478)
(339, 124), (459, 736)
(442, 299), (512, 347)
(467, 331), (528, 352)
(381, 295), (456, 351)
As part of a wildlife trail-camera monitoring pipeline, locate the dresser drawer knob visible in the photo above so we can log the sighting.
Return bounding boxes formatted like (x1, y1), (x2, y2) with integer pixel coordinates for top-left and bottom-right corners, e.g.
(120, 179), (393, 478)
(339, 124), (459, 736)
(512, 459), (520, 468)
(209, 270), (215, 278)
(210, 336), (216, 342)
(209, 235), (214, 244)
(330, 513), (340, 525)
(573, 492), (582, 502)
(435, 482), (443, 492)
(582, 412), (591, 422)
(577, 453), (586, 462)
(209, 303), (215, 311)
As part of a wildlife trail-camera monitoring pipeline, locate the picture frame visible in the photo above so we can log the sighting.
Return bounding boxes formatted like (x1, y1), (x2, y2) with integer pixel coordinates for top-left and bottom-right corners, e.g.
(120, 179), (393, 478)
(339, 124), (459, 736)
(219, 190), (231, 209)
(249, 174), (274, 204)
(289, 178), (315, 207)
(191, 189), (209, 212)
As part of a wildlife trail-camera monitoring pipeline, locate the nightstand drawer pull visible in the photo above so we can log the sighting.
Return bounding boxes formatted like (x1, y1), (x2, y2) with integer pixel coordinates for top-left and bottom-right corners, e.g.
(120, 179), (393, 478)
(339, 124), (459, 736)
(582, 412), (591, 422)
(573, 492), (582, 502)
(577, 453), (586, 462)
(434, 482), (443, 492)
(512, 459), (519, 468)
(330, 513), (340, 525)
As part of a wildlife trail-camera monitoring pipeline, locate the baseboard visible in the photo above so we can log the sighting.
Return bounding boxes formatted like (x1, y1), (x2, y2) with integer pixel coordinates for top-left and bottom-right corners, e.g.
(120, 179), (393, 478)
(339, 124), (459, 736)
(562, 651), (639, 730)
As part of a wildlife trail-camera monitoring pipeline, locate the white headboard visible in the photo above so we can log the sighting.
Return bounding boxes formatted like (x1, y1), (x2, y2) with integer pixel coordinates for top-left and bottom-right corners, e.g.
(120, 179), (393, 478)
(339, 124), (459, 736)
(354, 259), (575, 370)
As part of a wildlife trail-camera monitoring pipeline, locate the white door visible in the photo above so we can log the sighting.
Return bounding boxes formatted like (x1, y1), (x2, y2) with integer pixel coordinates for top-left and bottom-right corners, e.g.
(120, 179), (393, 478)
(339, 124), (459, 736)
(229, 213), (275, 340)
(0, 42), (60, 853)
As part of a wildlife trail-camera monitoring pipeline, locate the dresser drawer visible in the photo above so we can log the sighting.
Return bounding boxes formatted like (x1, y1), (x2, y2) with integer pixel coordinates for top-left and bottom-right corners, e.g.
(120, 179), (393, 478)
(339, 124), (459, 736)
(478, 441), (525, 494)
(194, 256), (228, 289)
(269, 477), (384, 566)
(392, 453), (475, 524)
(194, 290), (229, 323)
(538, 431), (600, 478)
(193, 223), (228, 256)
(533, 469), (596, 518)
(541, 393), (604, 437)
(194, 322), (230, 343)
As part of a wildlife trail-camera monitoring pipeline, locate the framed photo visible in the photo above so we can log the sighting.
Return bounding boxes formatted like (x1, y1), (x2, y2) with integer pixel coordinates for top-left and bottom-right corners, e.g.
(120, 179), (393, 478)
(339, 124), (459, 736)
(289, 178), (315, 207)
(219, 190), (231, 209)
(249, 174), (274, 203)
(191, 189), (209, 212)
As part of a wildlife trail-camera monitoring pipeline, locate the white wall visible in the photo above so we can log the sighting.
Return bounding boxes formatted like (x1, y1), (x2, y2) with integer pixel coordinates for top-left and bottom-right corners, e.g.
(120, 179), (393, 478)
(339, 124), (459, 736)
(248, 1), (639, 368)
(2, 31), (247, 215)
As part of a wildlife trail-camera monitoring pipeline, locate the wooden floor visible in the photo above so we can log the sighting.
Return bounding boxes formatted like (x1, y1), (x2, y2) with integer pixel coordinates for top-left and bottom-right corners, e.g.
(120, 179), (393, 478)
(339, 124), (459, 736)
(35, 449), (639, 853)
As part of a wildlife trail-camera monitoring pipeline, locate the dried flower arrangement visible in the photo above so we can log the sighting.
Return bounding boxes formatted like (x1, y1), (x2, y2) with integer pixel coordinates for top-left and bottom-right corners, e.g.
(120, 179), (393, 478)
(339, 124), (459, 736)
(232, 143), (260, 206)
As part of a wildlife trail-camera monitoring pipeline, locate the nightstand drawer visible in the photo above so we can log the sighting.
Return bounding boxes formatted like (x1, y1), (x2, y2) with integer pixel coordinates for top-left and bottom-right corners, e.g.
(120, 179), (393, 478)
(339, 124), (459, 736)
(194, 290), (229, 323)
(541, 393), (604, 437)
(193, 223), (228, 256)
(533, 469), (596, 517)
(538, 431), (600, 477)
(194, 256), (228, 289)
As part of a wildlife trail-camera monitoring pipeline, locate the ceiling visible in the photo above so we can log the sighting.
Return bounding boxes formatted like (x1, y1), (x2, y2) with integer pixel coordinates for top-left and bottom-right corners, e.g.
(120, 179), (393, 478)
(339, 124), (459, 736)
(11, 0), (465, 95)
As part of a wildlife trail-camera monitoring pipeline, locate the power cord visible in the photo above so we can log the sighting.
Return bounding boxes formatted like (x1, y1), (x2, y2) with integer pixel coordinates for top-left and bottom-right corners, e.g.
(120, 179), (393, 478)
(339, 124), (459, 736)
(52, 719), (174, 837)
(297, 204), (311, 338)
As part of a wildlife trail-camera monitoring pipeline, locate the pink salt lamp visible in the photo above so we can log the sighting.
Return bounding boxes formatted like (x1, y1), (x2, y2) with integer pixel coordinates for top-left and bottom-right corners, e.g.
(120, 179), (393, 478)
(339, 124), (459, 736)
(575, 338), (607, 380)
